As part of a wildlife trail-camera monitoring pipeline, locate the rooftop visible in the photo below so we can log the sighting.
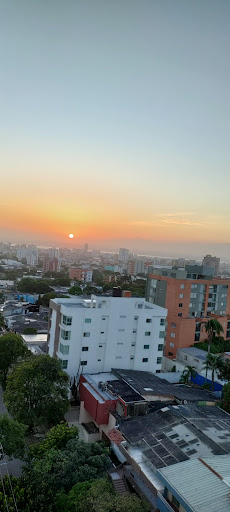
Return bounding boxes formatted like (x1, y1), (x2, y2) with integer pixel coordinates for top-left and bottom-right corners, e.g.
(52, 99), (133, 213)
(158, 456), (230, 512)
(119, 404), (230, 470)
(178, 346), (208, 361)
(112, 369), (215, 402)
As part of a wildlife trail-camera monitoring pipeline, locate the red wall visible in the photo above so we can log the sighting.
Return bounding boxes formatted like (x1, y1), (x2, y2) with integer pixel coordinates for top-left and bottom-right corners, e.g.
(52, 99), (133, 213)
(79, 376), (117, 425)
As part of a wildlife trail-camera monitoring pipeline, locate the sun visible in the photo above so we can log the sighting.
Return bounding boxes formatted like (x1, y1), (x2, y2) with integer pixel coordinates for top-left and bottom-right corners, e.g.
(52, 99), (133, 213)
(69, 234), (74, 239)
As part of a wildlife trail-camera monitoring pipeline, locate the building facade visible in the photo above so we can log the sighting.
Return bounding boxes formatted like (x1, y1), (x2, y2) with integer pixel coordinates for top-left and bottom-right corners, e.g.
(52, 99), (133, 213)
(202, 254), (220, 276)
(48, 295), (167, 379)
(43, 258), (60, 273)
(118, 248), (129, 262)
(16, 245), (38, 266)
(146, 265), (230, 358)
(69, 268), (93, 282)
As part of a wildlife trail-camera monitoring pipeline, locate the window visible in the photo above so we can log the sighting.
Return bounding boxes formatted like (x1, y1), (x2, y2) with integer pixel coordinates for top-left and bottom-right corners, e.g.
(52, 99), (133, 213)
(158, 344), (163, 351)
(85, 318), (91, 323)
(101, 331), (104, 334)
(169, 342), (174, 347)
(62, 315), (72, 326)
(160, 318), (165, 325)
(142, 358), (148, 362)
(82, 346), (88, 351)
(190, 292), (197, 298)
(144, 344), (149, 349)
(97, 359), (101, 361)
(171, 322), (176, 328)
(120, 315), (126, 318)
(179, 303), (183, 308)
(171, 495), (180, 509)
(117, 342), (123, 345)
(61, 360), (68, 369)
(131, 343), (136, 346)
(61, 329), (71, 340)
(191, 284), (197, 289)
(102, 317), (106, 320)
(118, 329), (125, 332)
(59, 343), (69, 355)
(134, 316), (138, 320)
(83, 332), (90, 337)
(178, 313), (182, 317)
(168, 351), (173, 356)
(156, 369), (161, 373)
(180, 284), (184, 289)
(145, 331), (151, 336)
(146, 318), (152, 323)
(184, 355), (187, 361)
(130, 356), (134, 360)
(81, 361), (87, 366)
(157, 357), (162, 364)
(133, 329), (137, 333)
(116, 356), (122, 359)
(170, 332), (175, 338)
(179, 293), (184, 298)
(159, 331), (165, 338)
(138, 304), (143, 309)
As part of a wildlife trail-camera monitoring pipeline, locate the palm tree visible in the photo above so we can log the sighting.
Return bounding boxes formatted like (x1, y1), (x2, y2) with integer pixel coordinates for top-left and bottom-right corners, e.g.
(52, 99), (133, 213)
(180, 365), (197, 385)
(203, 319), (224, 354)
(203, 353), (223, 390)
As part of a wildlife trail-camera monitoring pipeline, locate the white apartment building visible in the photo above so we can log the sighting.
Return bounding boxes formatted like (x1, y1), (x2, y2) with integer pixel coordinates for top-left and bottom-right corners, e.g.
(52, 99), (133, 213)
(48, 295), (167, 381)
(118, 248), (129, 262)
(17, 245), (38, 266)
(48, 247), (60, 260)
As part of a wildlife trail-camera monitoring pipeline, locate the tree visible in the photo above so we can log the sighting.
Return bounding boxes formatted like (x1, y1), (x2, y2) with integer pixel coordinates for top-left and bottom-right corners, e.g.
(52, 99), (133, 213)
(217, 359), (230, 381)
(202, 353), (223, 390)
(22, 439), (111, 511)
(23, 327), (37, 334)
(28, 422), (79, 460)
(68, 285), (82, 296)
(59, 479), (148, 512)
(203, 319), (224, 354)
(221, 382), (230, 413)
(17, 278), (53, 294)
(0, 415), (26, 458)
(4, 355), (69, 428)
(179, 365), (196, 385)
(37, 292), (69, 307)
(0, 293), (5, 305)
(0, 476), (29, 512)
(0, 333), (29, 383)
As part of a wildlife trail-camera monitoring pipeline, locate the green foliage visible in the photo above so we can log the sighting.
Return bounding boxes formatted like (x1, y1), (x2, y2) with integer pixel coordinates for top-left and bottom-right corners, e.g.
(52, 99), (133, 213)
(83, 286), (99, 295)
(0, 293), (5, 304)
(17, 278), (53, 294)
(0, 476), (30, 512)
(218, 359), (230, 381)
(28, 422), (79, 460)
(0, 333), (29, 383)
(0, 415), (26, 458)
(37, 292), (69, 307)
(23, 327), (37, 334)
(0, 316), (5, 328)
(179, 366), (196, 385)
(120, 283), (146, 297)
(68, 285), (82, 295)
(23, 439), (111, 511)
(54, 277), (70, 287)
(194, 338), (230, 354)
(60, 479), (148, 512)
(202, 353), (223, 390)
(4, 355), (69, 428)
(171, 365), (176, 372)
(222, 382), (230, 413)
(204, 319), (224, 352)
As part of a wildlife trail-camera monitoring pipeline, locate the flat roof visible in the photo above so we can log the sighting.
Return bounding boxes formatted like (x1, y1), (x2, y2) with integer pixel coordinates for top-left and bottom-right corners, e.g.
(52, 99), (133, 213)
(22, 334), (47, 343)
(112, 369), (215, 402)
(158, 457), (230, 512)
(118, 404), (230, 470)
(178, 346), (208, 360)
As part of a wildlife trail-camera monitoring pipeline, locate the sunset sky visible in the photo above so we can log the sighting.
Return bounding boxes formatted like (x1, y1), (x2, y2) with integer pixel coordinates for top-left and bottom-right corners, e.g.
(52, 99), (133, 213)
(1, 1), (230, 257)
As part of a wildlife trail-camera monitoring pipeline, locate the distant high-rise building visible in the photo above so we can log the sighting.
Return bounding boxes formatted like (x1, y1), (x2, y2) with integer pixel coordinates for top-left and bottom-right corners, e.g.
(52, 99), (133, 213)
(202, 254), (220, 276)
(146, 264), (230, 358)
(69, 267), (93, 282)
(44, 258), (60, 273)
(49, 248), (60, 260)
(119, 248), (129, 262)
(84, 243), (88, 252)
(17, 245), (38, 266)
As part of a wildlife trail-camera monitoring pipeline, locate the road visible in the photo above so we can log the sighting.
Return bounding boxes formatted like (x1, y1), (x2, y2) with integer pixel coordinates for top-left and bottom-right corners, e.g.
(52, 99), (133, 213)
(0, 385), (23, 477)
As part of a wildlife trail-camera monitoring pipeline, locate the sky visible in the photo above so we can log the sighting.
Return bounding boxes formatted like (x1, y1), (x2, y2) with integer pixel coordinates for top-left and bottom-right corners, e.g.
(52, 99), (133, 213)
(1, 0), (230, 258)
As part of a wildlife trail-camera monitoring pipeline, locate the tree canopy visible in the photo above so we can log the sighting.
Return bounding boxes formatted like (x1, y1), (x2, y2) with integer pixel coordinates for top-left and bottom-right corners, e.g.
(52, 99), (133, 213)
(204, 319), (224, 353)
(68, 285), (82, 295)
(17, 278), (53, 294)
(0, 414), (26, 459)
(0, 333), (29, 383)
(4, 355), (69, 428)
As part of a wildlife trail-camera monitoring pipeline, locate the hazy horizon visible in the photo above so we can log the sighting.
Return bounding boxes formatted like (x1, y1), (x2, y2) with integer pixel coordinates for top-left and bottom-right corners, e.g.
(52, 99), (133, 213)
(1, 1), (230, 254)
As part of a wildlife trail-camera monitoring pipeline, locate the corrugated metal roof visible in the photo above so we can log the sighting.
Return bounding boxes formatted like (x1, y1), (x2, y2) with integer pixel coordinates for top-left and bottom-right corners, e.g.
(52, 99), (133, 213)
(158, 458), (230, 512)
(201, 455), (230, 483)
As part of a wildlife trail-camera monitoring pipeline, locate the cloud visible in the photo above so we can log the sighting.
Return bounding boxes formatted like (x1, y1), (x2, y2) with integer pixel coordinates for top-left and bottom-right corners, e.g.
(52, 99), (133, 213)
(130, 212), (202, 227)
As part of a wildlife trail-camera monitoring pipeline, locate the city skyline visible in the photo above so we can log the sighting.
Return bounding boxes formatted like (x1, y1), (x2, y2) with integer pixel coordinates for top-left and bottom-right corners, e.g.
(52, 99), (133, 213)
(1, 1), (230, 253)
